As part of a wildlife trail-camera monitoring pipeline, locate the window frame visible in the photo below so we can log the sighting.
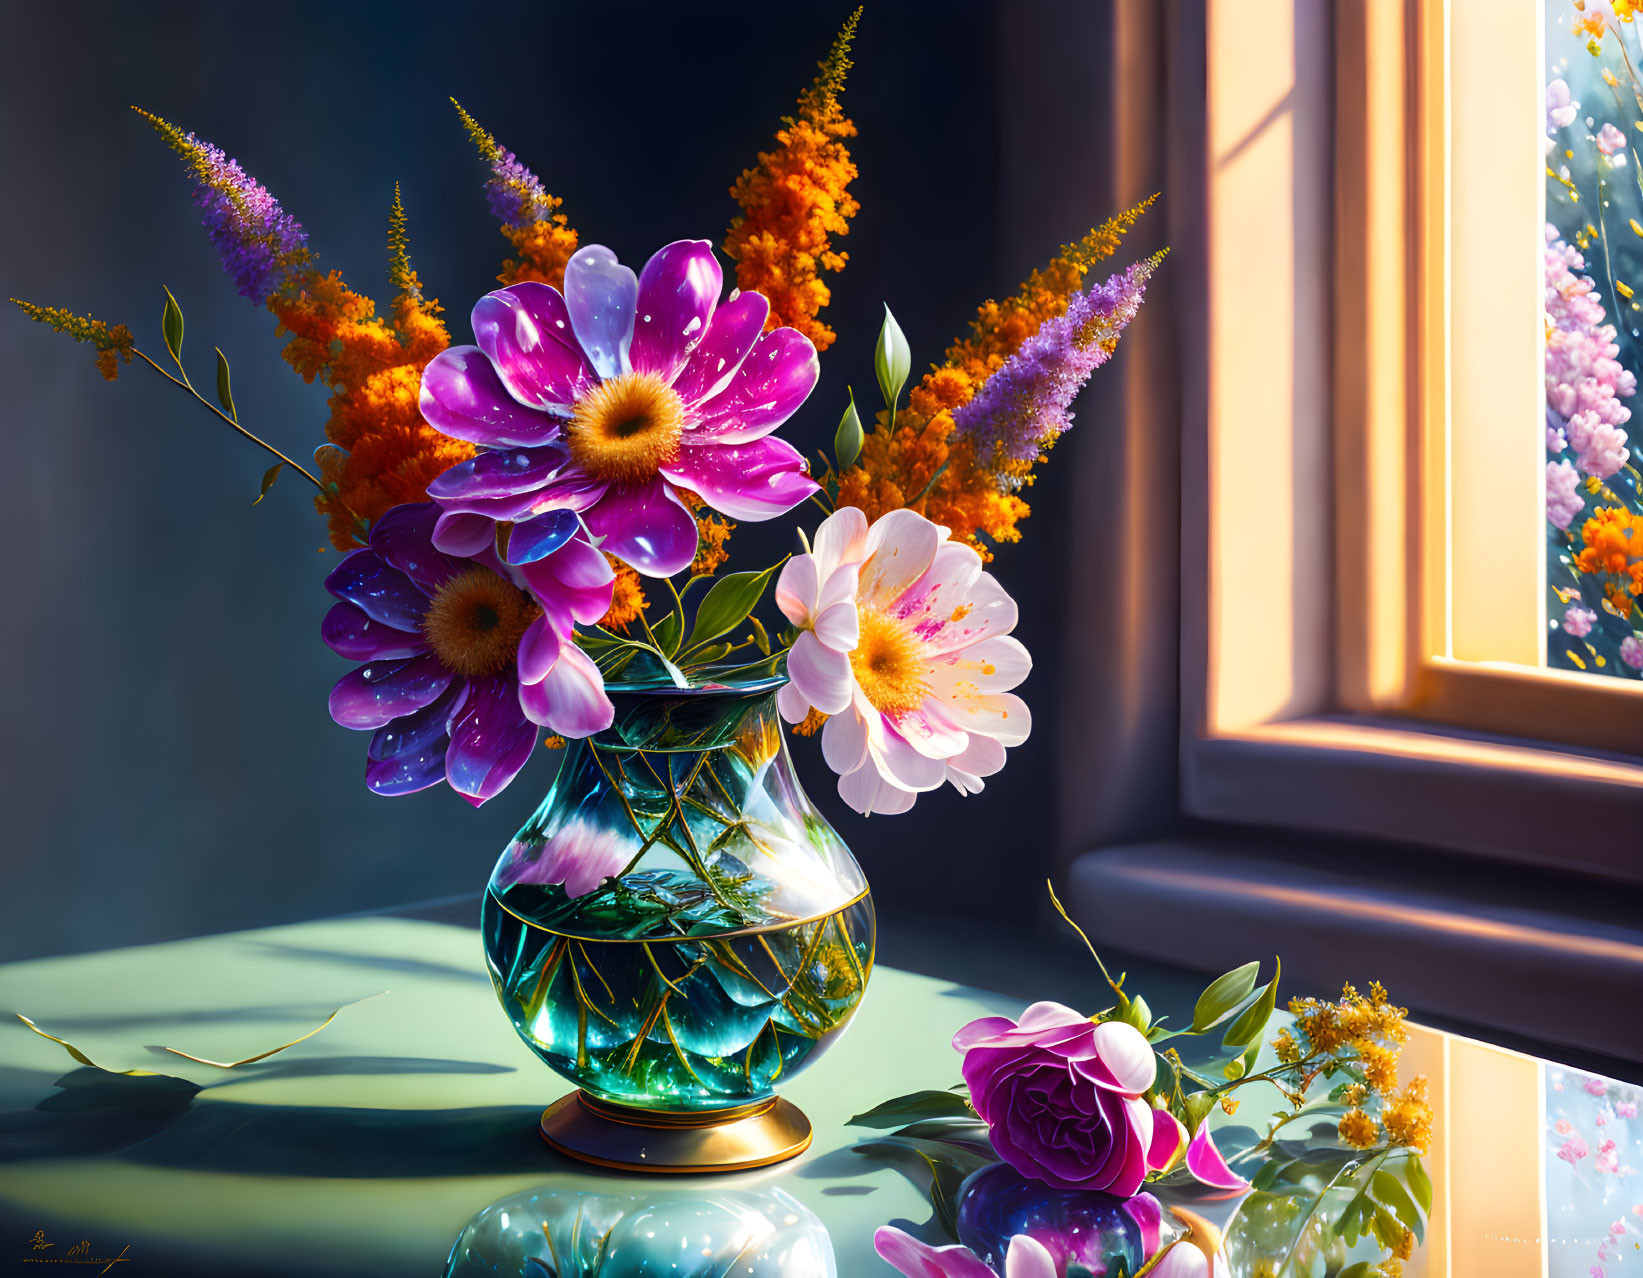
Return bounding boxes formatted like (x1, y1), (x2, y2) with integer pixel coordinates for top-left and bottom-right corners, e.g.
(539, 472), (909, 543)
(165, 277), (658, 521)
(1180, 0), (1643, 880)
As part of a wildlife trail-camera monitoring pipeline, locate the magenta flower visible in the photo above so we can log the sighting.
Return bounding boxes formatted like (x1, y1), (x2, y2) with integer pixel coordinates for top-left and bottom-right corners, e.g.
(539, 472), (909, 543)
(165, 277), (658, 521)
(1184, 1122), (1250, 1191)
(321, 502), (614, 804)
(953, 1003), (1181, 1197)
(421, 240), (820, 578)
(1623, 635), (1643, 669)
(874, 1227), (1056, 1278)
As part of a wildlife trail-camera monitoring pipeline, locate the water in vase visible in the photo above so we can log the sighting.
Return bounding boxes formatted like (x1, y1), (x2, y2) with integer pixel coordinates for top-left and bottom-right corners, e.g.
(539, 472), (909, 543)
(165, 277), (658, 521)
(481, 678), (875, 1110)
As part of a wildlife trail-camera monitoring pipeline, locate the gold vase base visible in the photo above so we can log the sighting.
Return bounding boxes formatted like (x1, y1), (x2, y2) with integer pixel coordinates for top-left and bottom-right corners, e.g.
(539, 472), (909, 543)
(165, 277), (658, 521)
(539, 1091), (813, 1173)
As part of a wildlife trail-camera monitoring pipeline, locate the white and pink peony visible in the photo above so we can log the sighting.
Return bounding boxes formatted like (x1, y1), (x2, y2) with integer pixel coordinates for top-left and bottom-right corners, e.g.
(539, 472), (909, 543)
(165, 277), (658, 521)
(774, 507), (1031, 816)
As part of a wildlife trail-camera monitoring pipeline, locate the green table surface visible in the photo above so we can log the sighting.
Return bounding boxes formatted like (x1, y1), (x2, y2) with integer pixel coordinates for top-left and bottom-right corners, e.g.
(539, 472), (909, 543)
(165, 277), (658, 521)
(0, 914), (1023, 1276)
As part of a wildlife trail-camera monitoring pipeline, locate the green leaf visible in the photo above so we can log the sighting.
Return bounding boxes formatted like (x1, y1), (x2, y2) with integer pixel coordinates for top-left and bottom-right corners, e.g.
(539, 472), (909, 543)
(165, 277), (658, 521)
(1222, 957), (1281, 1050)
(252, 462), (283, 506)
(874, 304), (911, 415)
(889, 1117), (994, 1155)
(1183, 1090), (1217, 1133)
(651, 608), (683, 658)
(1372, 1167), (1425, 1243)
(1250, 1159), (1285, 1191)
(214, 347), (236, 420)
(1371, 1203), (1406, 1251)
(748, 614), (771, 657)
(686, 563), (780, 654)
(848, 1089), (973, 1129)
(1116, 994), (1151, 1035)
(1403, 1155), (1434, 1215)
(161, 286), (184, 365)
(834, 387), (865, 470)
(1192, 960), (1261, 1032)
(685, 641), (733, 667)
(1336, 1263), (1375, 1278)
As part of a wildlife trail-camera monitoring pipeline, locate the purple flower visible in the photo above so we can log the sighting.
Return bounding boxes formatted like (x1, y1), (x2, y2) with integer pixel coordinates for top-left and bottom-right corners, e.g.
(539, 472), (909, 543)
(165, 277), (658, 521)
(1545, 228), (1634, 482)
(953, 1002), (1182, 1197)
(1564, 605), (1599, 637)
(1622, 635), (1643, 669)
(422, 240), (820, 578)
(1548, 79), (1579, 131)
(1548, 459), (1586, 530)
(952, 258), (1158, 484)
(139, 111), (307, 302)
(321, 502), (615, 804)
(451, 102), (557, 229)
(180, 132), (307, 303)
(486, 146), (552, 228)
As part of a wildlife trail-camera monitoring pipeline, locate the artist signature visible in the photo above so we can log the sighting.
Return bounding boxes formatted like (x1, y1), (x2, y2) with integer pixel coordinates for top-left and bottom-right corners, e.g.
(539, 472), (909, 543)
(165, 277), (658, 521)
(19, 1232), (132, 1275)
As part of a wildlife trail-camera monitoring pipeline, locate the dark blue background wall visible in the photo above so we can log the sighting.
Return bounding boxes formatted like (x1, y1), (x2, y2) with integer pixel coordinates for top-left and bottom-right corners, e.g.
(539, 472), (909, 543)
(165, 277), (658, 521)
(2, 0), (1127, 959)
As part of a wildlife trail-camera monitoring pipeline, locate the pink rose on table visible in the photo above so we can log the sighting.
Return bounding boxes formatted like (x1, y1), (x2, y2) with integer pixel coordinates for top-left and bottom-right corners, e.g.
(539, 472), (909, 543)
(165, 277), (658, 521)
(953, 1002), (1182, 1197)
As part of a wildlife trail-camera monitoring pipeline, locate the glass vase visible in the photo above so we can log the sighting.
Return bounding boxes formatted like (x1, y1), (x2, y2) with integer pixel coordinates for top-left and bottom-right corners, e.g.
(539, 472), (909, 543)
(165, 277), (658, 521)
(481, 674), (874, 1172)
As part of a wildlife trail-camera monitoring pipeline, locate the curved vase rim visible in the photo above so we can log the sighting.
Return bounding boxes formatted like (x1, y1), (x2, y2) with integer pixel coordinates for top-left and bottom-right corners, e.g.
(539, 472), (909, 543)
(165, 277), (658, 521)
(603, 672), (788, 698)
(487, 884), (871, 944)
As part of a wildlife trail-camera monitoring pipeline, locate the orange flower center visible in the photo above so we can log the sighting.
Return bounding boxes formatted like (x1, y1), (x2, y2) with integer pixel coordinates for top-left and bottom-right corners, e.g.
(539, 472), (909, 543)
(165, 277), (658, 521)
(421, 568), (539, 679)
(849, 607), (926, 718)
(565, 371), (685, 485)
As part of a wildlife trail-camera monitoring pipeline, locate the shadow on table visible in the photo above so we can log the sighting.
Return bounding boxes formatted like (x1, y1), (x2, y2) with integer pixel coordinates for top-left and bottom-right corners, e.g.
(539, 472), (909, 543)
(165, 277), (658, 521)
(152, 1052), (514, 1086)
(0, 1055), (578, 1178)
(120, 1097), (570, 1177)
(243, 939), (493, 986)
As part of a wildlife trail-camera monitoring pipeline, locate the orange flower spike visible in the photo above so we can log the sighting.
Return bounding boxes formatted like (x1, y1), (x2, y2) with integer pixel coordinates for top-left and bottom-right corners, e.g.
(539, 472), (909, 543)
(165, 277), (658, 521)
(274, 189), (462, 549)
(725, 8), (861, 352)
(837, 198), (1154, 553)
(11, 300), (134, 381)
(945, 194), (1158, 386)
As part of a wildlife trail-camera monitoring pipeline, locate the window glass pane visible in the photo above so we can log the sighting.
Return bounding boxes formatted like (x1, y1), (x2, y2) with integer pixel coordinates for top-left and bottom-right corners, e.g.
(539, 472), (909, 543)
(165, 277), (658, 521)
(1544, 12), (1643, 681)
(1544, 1064), (1641, 1276)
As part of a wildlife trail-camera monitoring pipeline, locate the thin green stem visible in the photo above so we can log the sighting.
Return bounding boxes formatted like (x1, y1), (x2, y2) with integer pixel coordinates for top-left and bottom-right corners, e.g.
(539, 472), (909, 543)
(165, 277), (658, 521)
(1046, 879), (1128, 1006)
(661, 754), (736, 909)
(131, 347), (329, 496)
(663, 575), (686, 623)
